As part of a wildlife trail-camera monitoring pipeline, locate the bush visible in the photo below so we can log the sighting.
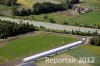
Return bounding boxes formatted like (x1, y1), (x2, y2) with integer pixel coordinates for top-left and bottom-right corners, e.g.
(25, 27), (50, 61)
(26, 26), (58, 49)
(90, 36), (100, 46)
(49, 18), (56, 23)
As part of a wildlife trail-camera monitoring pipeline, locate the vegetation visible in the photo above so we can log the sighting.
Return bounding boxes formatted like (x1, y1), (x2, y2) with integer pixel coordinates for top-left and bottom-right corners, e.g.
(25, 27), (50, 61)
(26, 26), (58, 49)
(35, 44), (100, 66)
(68, 44), (100, 66)
(12, 7), (32, 16)
(90, 36), (100, 46)
(0, 0), (17, 6)
(12, 0), (80, 16)
(32, 2), (65, 14)
(38, 26), (99, 36)
(0, 34), (78, 62)
(17, 0), (34, 8)
(0, 20), (36, 38)
(71, 29), (99, 36)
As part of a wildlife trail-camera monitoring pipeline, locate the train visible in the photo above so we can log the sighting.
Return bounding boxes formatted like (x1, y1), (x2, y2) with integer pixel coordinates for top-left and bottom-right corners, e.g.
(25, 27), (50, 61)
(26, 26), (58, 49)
(23, 38), (86, 63)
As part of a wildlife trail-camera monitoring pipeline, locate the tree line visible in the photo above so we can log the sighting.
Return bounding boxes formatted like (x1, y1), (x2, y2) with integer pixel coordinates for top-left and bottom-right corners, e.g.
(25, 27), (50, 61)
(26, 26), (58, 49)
(0, 20), (36, 38)
(0, 0), (17, 6)
(12, 0), (80, 16)
(63, 21), (100, 29)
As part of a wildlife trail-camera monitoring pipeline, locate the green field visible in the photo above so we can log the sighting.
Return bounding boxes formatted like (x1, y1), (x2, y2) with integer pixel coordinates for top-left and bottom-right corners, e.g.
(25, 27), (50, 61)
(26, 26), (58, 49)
(72, 10), (100, 25)
(0, 34), (78, 63)
(0, 5), (12, 11)
(17, 10), (100, 26)
(35, 44), (100, 66)
(68, 44), (100, 66)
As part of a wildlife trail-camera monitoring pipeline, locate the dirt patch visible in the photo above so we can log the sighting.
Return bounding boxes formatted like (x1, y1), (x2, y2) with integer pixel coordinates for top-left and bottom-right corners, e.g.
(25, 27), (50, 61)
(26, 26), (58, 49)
(33, 0), (60, 3)
(0, 10), (12, 16)
(57, 10), (79, 16)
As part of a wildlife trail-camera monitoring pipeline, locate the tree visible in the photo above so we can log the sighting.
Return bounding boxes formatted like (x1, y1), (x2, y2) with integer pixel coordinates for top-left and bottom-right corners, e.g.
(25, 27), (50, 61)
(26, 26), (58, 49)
(12, 6), (19, 16)
(49, 18), (56, 23)
(44, 14), (48, 19)
(0, 0), (17, 6)
(32, 2), (65, 14)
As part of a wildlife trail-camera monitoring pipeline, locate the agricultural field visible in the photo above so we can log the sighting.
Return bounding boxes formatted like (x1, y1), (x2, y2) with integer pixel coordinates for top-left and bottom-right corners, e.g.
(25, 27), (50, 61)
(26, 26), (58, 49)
(17, 0), (60, 8)
(35, 44), (100, 66)
(17, 0), (35, 8)
(0, 33), (79, 64)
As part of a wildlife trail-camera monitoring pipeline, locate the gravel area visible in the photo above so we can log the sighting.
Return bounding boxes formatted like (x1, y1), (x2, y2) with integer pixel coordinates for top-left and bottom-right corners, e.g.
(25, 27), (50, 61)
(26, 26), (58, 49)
(0, 17), (100, 34)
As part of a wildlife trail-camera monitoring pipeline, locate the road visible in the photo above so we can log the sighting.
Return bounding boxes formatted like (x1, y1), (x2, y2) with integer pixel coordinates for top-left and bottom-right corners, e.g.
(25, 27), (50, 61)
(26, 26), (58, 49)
(0, 17), (100, 33)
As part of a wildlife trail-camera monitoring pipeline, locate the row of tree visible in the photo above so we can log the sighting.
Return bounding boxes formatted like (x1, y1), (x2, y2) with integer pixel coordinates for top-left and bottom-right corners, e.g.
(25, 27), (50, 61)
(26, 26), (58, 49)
(90, 36), (100, 46)
(0, 0), (17, 6)
(12, 0), (80, 16)
(0, 20), (36, 38)
(32, 2), (67, 14)
(32, 0), (80, 14)
(63, 21), (100, 29)
(71, 30), (99, 36)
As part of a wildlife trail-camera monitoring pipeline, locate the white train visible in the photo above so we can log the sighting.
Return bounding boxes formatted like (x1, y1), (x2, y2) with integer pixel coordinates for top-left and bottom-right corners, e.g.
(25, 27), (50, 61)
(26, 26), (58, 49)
(23, 38), (86, 63)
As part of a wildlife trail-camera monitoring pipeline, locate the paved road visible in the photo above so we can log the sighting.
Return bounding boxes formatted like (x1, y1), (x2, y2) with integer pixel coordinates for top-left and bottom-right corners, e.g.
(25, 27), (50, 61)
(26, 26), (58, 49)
(0, 17), (100, 33)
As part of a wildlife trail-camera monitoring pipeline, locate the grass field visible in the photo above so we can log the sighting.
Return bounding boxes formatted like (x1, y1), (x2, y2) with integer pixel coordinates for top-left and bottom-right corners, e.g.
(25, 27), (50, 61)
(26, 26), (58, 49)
(76, 0), (100, 9)
(35, 44), (100, 66)
(68, 44), (100, 66)
(17, 0), (35, 8)
(0, 5), (13, 11)
(0, 34), (78, 63)
(72, 10), (100, 25)
(17, 10), (100, 26)
(17, 0), (59, 8)
(35, 53), (91, 66)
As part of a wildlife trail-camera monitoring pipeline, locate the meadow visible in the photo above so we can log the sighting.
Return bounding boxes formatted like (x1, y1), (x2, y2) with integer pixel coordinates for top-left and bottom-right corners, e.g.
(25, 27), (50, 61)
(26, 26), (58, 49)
(0, 34), (78, 63)
(16, 10), (100, 26)
(68, 44), (100, 66)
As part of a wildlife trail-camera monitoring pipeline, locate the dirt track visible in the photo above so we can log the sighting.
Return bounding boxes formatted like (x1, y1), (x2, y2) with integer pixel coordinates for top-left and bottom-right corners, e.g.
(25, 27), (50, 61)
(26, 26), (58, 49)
(33, 0), (60, 3)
